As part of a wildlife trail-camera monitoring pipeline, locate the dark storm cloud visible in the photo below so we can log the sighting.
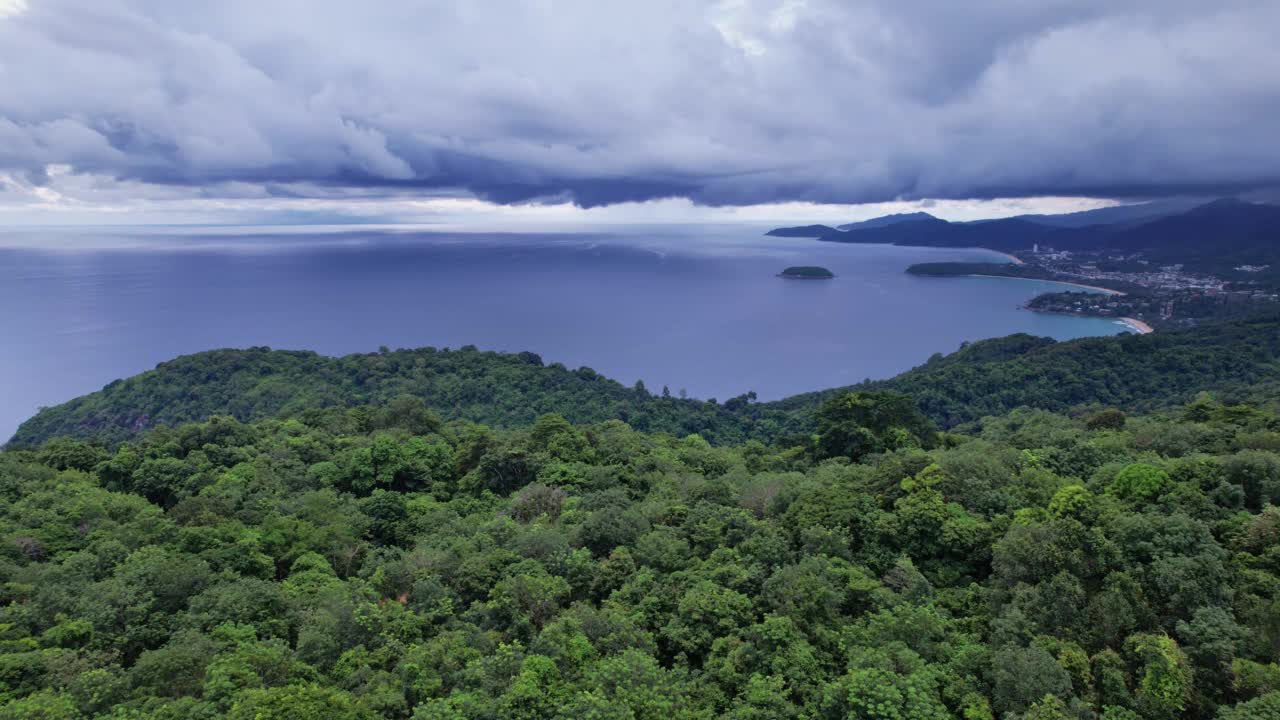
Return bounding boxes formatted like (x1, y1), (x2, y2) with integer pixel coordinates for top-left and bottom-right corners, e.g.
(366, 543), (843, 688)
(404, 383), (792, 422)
(0, 0), (1278, 207)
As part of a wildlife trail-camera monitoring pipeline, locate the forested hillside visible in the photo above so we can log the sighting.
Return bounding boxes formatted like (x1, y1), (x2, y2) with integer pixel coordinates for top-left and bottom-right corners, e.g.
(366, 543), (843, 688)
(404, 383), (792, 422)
(1, 388), (1279, 718)
(14, 314), (1280, 448)
(8, 347), (797, 448)
(784, 313), (1280, 428)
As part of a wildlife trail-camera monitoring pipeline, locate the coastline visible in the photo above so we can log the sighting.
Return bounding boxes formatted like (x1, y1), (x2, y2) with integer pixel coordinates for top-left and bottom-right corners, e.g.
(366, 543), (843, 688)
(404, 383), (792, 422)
(1118, 317), (1155, 334)
(965, 274), (1126, 296)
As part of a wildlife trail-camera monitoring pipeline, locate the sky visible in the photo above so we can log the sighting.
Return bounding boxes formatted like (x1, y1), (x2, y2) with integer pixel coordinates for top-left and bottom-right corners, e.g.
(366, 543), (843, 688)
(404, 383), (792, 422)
(1, 0), (1278, 226)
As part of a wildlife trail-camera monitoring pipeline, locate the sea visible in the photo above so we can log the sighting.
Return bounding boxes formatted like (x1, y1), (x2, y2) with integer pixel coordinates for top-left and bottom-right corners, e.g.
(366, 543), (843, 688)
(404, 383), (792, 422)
(0, 224), (1127, 441)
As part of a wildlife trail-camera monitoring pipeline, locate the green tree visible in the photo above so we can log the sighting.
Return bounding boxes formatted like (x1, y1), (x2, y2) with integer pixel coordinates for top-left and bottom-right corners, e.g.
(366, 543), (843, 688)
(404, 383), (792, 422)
(819, 665), (948, 720)
(1023, 694), (1074, 720)
(1087, 409), (1128, 431)
(992, 645), (1072, 716)
(662, 580), (754, 662)
(1126, 633), (1193, 720)
(0, 691), (82, 720)
(1110, 463), (1171, 501)
(815, 391), (937, 461)
(226, 684), (372, 720)
(1217, 691), (1280, 719)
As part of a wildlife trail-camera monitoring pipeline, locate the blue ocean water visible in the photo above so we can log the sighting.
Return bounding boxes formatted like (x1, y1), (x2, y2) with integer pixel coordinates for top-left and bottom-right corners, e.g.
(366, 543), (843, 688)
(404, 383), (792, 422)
(0, 225), (1124, 440)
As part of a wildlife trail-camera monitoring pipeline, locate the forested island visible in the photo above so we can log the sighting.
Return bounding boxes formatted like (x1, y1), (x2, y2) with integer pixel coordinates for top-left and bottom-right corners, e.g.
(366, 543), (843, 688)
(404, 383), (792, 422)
(1, 314), (1280, 717)
(778, 266), (835, 279)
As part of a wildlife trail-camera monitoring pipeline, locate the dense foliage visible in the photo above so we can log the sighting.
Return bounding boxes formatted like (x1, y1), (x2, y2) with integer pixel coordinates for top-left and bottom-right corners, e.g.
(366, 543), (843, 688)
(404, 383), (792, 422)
(2, 384), (1280, 717)
(778, 313), (1280, 429)
(14, 315), (1280, 448)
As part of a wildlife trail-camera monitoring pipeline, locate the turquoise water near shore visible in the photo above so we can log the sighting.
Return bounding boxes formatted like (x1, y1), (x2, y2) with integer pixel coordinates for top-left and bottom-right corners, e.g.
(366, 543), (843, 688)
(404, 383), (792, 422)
(0, 225), (1122, 441)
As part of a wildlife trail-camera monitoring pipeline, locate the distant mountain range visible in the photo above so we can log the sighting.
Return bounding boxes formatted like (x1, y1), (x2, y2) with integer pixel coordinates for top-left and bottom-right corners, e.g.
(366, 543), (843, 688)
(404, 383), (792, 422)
(819, 197), (1210, 234)
(767, 214), (1079, 248)
(964, 197), (1209, 228)
(768, 197), (1280, 276)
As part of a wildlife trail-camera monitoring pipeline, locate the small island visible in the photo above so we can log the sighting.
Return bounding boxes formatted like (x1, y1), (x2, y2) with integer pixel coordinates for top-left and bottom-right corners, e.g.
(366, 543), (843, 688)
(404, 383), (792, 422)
(778, 265), (835, 279)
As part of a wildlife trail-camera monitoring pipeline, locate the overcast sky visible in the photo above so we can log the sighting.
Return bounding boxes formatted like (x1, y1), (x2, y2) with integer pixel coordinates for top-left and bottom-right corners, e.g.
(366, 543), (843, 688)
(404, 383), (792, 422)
(1, 0), (1277, 225)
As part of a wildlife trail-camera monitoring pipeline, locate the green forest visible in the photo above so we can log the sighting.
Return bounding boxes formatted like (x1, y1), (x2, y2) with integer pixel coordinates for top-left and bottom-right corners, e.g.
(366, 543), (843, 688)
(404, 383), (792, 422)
(3, 339), (1280, 717)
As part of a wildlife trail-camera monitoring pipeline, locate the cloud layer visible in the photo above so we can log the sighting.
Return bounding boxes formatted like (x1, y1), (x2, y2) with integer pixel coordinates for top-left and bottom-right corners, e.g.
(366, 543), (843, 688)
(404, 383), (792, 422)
(1, 0), (1278, 208)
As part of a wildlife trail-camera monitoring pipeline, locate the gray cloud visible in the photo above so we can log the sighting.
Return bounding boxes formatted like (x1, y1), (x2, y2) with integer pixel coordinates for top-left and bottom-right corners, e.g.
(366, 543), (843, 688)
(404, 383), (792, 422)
(0, 0), (1277, 207)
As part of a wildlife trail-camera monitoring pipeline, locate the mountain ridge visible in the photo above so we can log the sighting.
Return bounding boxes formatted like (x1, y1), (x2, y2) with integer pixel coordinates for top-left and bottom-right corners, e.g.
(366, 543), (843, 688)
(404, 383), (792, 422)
(967, 197), (1207, 228)
(836, 211), (939, 231)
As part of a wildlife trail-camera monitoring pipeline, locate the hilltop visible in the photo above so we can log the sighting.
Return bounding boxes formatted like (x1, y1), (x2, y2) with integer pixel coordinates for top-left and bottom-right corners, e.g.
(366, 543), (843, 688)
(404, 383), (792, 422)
(836, 211), (938, 231)
(7, 346), (798, 448)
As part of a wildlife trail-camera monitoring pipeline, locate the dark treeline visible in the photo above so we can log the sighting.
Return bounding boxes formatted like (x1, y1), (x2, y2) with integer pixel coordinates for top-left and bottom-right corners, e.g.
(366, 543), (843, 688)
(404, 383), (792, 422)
(2, 386), (1280, 717)
(903, 263), (1147, 296)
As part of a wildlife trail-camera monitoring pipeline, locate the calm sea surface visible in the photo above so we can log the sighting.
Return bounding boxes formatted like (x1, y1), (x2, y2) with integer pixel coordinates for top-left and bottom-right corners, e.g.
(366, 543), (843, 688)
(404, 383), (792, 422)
(0, 224), (1125, 441)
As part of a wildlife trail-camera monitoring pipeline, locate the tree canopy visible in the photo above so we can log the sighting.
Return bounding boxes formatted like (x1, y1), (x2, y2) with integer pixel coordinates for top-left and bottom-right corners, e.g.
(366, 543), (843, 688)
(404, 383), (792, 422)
(2, 380), (1279, 717)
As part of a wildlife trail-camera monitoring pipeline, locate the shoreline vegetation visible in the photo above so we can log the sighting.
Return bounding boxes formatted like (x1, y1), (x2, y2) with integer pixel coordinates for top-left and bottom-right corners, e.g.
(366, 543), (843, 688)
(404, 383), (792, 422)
(906, 258), (1159, 332)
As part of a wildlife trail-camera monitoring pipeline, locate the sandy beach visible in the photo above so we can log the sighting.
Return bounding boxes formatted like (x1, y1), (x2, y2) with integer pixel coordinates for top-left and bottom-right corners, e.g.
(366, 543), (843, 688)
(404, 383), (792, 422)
(984, 249), (1026, 265)
(1118, 317), (1155, 334)
(967, 274), (1126, 295)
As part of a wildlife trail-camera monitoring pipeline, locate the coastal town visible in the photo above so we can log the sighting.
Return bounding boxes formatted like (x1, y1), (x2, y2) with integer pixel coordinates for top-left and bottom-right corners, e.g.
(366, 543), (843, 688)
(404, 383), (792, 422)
(1014, 245), (1279, 330)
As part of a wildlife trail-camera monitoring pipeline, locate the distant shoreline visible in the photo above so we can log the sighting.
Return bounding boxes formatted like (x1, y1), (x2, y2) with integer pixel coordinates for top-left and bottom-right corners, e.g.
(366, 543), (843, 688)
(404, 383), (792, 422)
(965, 274), (1126, 296)
(1118, 317), (1155, 334)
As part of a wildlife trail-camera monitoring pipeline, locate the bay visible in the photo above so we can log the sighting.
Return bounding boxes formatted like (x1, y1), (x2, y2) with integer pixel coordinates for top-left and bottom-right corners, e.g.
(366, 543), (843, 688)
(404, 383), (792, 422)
(0, 224), (1124, 441)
